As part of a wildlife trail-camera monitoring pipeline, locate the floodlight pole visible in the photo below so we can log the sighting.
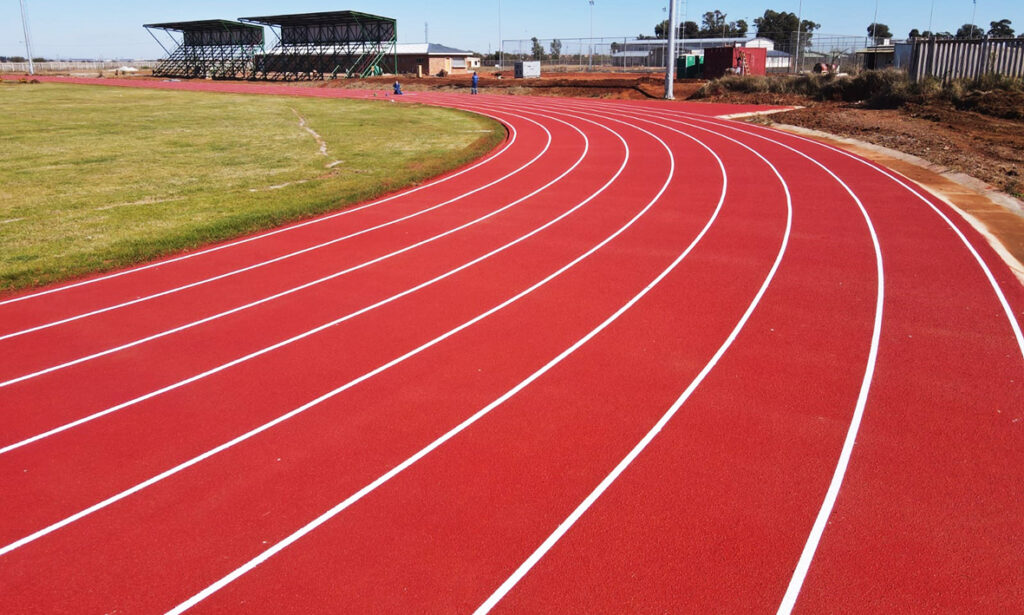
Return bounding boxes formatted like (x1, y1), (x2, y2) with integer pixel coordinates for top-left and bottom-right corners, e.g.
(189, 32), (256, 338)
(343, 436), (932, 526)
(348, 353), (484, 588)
(871, 0), (879, 44)
(665, 0), (677, 99)
(969, 0), (977, 39)
(498, 0), (503, 69)
(588, 0), (594, 71)
(795, 0), (803, 73)
(19, 0), (35, 75)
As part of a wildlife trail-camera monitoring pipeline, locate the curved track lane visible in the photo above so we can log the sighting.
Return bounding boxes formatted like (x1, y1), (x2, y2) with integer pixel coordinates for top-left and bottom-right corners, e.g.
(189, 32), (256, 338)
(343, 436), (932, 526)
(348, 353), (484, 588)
(0, 78), (1021, 614)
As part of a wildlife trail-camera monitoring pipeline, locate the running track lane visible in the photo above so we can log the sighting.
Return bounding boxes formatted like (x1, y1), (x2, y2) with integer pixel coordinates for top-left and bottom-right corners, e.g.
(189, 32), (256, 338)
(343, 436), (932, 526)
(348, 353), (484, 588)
(0, 78), (1021, 613)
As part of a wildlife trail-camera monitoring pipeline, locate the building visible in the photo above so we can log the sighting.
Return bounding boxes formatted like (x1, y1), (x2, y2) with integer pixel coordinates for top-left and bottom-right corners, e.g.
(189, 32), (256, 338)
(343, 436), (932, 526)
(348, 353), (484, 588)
(766, 49), (792, 71)
(396, 43), (480, 76)
(611, 36), (776, 68)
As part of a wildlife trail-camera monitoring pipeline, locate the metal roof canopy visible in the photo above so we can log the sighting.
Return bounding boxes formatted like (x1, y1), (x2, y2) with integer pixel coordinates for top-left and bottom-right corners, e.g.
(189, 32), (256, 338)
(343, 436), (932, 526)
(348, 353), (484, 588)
(242, 10), (397, 80)
(144, 19), (263, 79)
(239, 11), (393, 28)
(144, 19), (261, 33)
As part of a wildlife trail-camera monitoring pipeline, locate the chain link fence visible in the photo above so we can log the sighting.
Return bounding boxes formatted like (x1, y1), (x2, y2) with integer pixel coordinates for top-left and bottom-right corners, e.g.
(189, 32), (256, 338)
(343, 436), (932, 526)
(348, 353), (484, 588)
(497, 34), (873, 74)
(0, 60), (154, 73)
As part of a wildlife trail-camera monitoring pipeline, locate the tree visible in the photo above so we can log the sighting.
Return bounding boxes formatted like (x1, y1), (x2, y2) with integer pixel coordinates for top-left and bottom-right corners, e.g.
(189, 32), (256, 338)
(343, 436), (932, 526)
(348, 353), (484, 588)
(988, 19), (1015, 37)
(909, 28), (921, 38)
(550, 39), (562, 60)
(530, 37), (545, 60)
(956, 23), (984, 39)
(867, 23), (892, 41)
(697, 10), (748, 38)
(701, 10), (728, 37)
(755, 10), (819, 50)
(654, 19), (699, 38)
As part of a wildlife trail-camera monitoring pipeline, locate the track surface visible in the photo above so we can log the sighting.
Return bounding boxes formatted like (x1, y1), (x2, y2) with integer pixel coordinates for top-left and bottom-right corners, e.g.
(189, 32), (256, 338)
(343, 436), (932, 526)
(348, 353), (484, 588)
(1, 77), (1022, 614)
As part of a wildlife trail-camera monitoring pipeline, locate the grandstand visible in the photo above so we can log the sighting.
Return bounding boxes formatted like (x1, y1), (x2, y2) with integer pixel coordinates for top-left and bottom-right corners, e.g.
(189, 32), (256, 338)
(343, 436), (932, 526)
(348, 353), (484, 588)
(145, 20), (263, 79)
(240, 11), (397, 80)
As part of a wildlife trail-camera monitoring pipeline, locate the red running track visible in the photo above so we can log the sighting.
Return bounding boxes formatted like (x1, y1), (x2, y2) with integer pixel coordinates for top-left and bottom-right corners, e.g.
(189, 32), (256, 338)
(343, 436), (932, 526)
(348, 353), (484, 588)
(1, 77), (1022, 614)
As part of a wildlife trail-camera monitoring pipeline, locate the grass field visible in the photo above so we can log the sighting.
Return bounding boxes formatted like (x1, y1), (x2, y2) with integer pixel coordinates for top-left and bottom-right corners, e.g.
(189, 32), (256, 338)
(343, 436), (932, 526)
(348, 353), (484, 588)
(0, 82), (504, 292)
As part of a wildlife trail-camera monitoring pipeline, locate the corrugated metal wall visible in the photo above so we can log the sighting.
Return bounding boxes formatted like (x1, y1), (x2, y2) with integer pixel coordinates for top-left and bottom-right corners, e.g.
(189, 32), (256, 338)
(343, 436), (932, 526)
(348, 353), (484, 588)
(909, 38), (1024, 82)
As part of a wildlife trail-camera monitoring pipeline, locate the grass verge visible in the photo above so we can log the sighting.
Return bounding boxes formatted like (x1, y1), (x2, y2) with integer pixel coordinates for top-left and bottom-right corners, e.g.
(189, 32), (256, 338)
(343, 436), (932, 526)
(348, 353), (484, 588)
(0, 82), (505, 292)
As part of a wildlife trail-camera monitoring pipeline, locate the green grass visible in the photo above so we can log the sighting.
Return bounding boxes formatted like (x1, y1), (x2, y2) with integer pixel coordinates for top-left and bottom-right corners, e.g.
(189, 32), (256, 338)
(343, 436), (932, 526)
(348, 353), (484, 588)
(0, 82), (505, 292)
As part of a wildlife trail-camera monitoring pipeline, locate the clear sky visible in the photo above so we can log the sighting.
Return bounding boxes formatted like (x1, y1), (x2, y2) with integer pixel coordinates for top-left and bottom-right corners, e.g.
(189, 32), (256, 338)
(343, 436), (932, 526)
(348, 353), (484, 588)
(2, 0), (1021, 60)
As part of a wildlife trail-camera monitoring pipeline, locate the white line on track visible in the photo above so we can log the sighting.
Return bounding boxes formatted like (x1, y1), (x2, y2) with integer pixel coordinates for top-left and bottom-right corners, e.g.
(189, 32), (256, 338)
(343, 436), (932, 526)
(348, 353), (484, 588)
(0, 111), (558, 386)
(165, 100), (699, 615)
(0, 108), (595, 449)
(625, 109), (885, 615)
(0, 106), (643, 556)
(635, 106), (1023, 611)
(0, 110), (518, 309)
(740, 121), (1024, 359)
(0, 112), (544, 342)
(475, 110), (802, 613)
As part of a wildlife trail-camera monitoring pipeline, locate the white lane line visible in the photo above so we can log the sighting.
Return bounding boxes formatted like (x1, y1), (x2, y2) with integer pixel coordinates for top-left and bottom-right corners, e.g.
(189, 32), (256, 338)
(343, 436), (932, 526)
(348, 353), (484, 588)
(0, 109), (593, 450)
(475, 111), (801, 614)
(165, 104), (691, 615)
(0, 110), (518, 309)
(586, 105), (887, 615)
(0, 112), (552, 386)
(0, 108), (638, 556)
(662, 109), (1023, 610)
(748, 122), (1024, 359)
(662, 113), (884, 615)
(0, 113), (542, 342)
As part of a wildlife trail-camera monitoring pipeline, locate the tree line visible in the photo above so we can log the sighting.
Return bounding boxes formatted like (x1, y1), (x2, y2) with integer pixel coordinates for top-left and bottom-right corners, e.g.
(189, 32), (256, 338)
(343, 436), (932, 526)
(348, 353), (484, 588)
(642, 11), (1021, 47)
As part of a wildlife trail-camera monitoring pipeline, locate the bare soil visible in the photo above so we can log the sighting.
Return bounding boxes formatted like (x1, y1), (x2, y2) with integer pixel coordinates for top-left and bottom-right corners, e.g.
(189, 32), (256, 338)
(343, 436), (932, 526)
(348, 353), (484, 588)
(768, 100), (1024, 200)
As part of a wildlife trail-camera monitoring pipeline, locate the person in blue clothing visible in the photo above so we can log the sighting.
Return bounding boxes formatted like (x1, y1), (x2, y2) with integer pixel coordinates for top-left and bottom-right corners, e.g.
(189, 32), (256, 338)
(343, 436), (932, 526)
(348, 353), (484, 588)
(392, 80), (403, 95)
(471, 71), (479, 94)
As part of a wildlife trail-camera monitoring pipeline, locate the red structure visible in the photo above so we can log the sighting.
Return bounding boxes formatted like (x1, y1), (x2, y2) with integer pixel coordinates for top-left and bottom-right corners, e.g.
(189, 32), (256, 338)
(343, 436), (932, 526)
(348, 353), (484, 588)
(703, 46), (767, 79)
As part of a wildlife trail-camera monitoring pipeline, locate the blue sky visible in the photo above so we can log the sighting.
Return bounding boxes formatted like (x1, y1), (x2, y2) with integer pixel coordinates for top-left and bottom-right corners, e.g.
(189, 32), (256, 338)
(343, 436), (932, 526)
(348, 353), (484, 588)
(2, 1), (1021, 59)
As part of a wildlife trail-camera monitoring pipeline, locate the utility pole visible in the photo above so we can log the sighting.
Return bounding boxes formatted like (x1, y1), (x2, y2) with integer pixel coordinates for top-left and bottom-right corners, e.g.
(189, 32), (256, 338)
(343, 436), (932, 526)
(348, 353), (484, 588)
(665, 0), (677, 99)
(19, 0), (35, 75)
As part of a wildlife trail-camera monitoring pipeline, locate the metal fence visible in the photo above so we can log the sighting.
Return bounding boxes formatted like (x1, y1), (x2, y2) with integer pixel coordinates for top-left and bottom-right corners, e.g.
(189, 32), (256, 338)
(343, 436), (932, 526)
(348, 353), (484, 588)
(0, 60), (153, 73)
(498, 34), (872, 75)
(908, 38), (1024, 81)
(496, 37), (663, 72)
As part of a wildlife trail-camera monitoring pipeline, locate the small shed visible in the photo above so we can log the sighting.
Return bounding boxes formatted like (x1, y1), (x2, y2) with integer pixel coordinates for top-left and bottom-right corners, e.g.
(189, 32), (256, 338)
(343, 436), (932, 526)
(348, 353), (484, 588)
(703, 46), (767, 79)
(514, 61), (541, 78)
(396, 43), (479, 76)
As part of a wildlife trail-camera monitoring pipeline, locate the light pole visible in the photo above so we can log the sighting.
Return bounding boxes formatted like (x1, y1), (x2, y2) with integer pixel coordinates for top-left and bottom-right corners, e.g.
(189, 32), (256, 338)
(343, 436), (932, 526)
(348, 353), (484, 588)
(871, 0), (879, 43)
(665, 0), (678, 99)
(795, 0), (803, 73)
(588, 0), (594, 71)
(969, 0), (977, 39)
(19, 0), (35, 75)
(498, 0), (502, 69)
